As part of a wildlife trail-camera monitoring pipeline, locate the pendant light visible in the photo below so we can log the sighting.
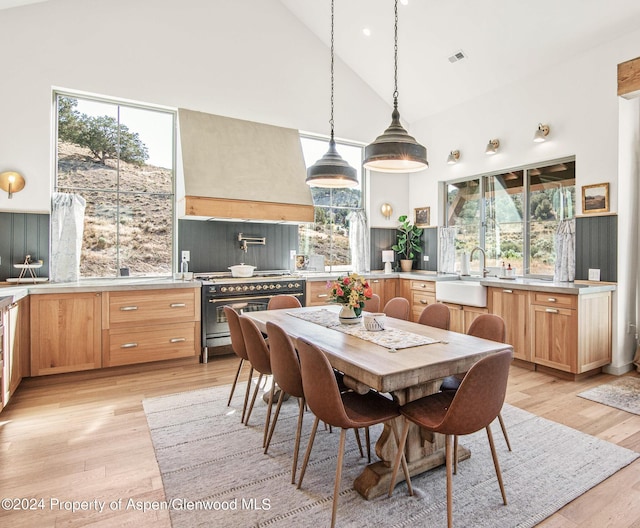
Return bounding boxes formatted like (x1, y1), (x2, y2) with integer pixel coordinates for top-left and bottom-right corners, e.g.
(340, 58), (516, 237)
(306, 0), (358, 188)
(363, 0), (428, 173)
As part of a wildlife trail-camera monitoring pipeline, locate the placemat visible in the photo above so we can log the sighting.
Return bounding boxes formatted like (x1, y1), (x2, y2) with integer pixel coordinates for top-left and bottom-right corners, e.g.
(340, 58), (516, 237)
(288, 308), (439, 350)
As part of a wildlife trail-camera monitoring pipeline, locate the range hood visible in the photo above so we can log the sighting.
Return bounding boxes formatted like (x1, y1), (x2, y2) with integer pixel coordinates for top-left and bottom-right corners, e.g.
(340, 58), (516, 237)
(178, 108), (314, 223)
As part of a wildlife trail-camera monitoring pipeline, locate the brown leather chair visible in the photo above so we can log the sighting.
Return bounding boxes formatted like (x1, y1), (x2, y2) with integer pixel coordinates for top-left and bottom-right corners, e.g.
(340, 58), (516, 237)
(263, 321), (306, 484)
(440, 314), (512, 454)
(239, 315), (275, 448)
(267, 295), (302, 310)
(383, 296), (411, 320)
(223, 306), (253, 423)
(296, 337), (412, 528)
(417, 302), (450, 330)
(362, 293), (381, 313)
(389, 349), (513, 528)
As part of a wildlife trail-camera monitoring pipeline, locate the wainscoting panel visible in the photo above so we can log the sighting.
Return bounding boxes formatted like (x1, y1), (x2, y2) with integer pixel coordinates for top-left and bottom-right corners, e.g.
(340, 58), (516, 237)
(575, 215), (617, 282)
(0, 212), (50, 282)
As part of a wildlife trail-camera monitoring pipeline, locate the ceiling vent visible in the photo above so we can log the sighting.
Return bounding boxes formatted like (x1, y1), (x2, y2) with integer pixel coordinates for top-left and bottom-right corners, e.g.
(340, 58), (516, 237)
(448, 50), (467, 63)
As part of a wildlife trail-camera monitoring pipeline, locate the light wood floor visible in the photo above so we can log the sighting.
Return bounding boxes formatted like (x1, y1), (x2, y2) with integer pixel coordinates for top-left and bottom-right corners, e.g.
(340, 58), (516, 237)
(0, 355), (639, 528)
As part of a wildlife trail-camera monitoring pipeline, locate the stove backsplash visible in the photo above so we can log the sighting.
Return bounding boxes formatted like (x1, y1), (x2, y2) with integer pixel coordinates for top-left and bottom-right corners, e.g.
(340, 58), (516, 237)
(178, 219), (298, 273)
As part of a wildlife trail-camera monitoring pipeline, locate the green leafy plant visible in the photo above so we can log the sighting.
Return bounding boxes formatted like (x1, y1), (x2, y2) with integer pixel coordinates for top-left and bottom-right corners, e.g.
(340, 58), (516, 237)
(392, 215), (423, 261)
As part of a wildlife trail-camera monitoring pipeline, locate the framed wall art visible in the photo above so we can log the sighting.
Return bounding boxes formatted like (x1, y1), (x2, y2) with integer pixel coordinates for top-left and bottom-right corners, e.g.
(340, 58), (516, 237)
(414, 206), (430, 227)
(582, 183), (609, 214)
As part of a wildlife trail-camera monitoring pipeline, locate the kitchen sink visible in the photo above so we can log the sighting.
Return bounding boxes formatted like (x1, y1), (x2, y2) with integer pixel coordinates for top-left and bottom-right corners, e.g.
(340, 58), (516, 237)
(436, 280), (487, 307)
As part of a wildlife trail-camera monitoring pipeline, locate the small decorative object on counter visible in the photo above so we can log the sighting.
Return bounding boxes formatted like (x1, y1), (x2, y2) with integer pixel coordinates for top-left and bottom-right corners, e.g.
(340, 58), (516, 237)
(328, 273), (372, 324)
(10, 254), (48, 284)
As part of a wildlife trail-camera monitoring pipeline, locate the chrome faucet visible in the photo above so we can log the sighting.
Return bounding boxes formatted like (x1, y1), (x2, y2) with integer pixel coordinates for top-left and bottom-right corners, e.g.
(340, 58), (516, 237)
(470, 246), (489, 277)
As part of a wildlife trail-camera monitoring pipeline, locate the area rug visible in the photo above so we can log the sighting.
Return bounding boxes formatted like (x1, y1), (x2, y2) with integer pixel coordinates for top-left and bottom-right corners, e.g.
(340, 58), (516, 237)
(578, 376), (640, 415)
(143, 384), (638, 528)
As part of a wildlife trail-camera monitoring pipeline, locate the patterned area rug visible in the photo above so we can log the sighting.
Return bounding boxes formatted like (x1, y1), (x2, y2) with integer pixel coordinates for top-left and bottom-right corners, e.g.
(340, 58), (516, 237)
(143, 384), (638, 528)
(578, 376), (640, 415)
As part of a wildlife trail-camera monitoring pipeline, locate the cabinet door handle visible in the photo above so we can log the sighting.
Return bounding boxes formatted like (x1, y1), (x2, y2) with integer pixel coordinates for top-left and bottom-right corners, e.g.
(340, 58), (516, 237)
(120, 306), (138, 311)
(502, 289), (513, 293)
(420, 284), (427, 288)
(372, 279), (380, 283)
(545, 308), (559, 314)
(170, 303), (186, 308)
(547, 297), (557, 303)
(170, 337), (187, 343)
(120, 343), (138, 348)
(420, 299), (428, 304)
(317, 294), (328, 298)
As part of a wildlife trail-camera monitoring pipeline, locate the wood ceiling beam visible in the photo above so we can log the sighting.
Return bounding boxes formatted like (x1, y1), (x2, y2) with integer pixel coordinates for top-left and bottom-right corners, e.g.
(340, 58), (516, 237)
(618, 56), (640, 98)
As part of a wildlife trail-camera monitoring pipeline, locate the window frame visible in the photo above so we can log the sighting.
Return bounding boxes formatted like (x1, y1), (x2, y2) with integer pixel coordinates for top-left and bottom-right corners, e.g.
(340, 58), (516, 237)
(442, 156), (576, 278)
(53, 89), (178, 278)
(298, 133), (365, 272)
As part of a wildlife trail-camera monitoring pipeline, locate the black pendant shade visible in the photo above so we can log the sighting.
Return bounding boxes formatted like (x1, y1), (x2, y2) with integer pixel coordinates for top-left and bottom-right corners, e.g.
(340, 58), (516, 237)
(306, 137), (358, 188)
(363, 100), (428, 173)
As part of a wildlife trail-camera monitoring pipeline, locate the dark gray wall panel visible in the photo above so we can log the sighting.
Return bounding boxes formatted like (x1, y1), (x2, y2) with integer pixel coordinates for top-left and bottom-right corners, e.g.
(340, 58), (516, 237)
(575, 215), (617, 282)
(370, 228), (397, 271)
(178, 220), (298, 273)
(0, 212), (49, 281)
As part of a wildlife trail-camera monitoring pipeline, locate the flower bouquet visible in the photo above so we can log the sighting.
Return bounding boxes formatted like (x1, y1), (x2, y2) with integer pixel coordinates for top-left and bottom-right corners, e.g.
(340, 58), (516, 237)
(327, 273), (372, 323)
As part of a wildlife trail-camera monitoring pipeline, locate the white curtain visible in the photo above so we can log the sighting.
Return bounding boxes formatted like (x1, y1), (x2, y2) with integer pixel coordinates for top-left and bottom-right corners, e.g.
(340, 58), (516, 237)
(554, 219), (575, 282)
(438, 227), (457, 273)
(348, 210), (370, 273)
(50, 192), (86, 283)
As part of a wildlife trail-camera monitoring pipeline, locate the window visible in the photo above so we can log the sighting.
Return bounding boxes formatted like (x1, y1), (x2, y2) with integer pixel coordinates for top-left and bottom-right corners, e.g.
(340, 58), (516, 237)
(445, 159), (575, 276)
(298, 136), (363, 271)
(55, 92), (175, 278)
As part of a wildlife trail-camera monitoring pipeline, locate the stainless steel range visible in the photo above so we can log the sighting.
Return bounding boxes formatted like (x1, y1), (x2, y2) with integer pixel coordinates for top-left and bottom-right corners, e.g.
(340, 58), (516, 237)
(196, 270), (306, 362)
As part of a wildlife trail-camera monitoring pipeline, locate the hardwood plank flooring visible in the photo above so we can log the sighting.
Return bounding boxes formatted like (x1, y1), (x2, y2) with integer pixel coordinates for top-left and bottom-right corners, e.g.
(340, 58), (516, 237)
(0, 356), (638, 527)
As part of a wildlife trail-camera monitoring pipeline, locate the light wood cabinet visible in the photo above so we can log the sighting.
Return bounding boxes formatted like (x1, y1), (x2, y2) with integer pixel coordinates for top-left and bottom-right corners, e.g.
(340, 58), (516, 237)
(30, 292), (102, 376)
(405, 279), (436, 322)
(103, 289), (200, 367)
(488, 287), (530, 362)
(441, 303), (488, 333)
(7, 297), (30, 396)
(306, 281), (332, 306)
(530, 291), (611, 374)
(368, 277), (398, 310)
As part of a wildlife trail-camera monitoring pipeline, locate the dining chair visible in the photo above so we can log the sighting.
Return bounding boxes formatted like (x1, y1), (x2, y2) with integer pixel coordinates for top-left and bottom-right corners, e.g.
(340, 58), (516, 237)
(296, 337), (412, 528)
(363, 293), (381, 313)
(417, 302), (450, 330)
(263, 321), (306, 484)
(267, 294), (302, 310)
(389, 349), (513, 528)
(239, 315), (276, 448)
(224, 306), (253, 423)
(440, 314), (512, 458)
(383, 296), (411, 320)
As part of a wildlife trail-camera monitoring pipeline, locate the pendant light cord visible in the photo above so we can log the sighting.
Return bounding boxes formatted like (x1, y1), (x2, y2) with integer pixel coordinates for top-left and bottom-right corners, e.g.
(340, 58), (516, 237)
(393, 0), (399, 101)
(330, 0), (335, 140)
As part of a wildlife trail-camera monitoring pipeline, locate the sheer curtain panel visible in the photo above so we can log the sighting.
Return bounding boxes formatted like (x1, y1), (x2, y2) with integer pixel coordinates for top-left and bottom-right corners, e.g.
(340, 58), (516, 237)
(50, 192), (86, 282)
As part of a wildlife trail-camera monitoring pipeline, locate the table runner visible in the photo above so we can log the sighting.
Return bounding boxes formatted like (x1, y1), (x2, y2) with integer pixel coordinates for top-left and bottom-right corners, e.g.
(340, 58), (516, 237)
(288, 308), (439, 350)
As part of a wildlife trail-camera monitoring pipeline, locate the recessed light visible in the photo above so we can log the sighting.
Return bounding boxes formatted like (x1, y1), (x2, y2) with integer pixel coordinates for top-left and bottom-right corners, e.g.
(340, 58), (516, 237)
(362, 27), (371, 37)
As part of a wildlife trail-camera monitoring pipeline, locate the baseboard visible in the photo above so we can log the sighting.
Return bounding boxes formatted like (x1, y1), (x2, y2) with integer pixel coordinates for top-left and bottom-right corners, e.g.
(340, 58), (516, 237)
(603, 362), (636, 376)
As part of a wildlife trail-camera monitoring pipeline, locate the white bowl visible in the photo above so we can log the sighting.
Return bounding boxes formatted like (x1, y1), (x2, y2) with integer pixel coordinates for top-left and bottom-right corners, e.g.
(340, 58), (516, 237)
(229, 264), (256, 277)
(363, 313), (386, 331)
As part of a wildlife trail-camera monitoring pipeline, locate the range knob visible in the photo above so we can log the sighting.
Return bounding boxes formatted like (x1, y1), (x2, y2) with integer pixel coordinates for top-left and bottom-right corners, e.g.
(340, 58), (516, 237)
(288, 283), (293, 288)
(256, 285), (262, 290)
(275, 284), (281, 289)
(242, 285), (249, 291)
(269, 284), (275, 290)
(294, 282), (300, 288)
(249, 285), (255, 291)
(220, 287), (228, 293)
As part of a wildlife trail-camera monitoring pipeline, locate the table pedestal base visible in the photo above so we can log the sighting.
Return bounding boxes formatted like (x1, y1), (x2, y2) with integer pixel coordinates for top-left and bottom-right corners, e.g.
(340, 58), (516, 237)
(353, 445), (470, 500)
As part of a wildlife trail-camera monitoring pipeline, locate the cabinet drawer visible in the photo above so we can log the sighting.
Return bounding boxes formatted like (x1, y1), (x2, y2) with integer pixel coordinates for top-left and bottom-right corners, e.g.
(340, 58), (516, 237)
(306, 282), (332, 306)
(108, 289), (197, 325)
(531, 292), (577, 309)
(410, 280), (435, 293)
(106, 322), (197, 367)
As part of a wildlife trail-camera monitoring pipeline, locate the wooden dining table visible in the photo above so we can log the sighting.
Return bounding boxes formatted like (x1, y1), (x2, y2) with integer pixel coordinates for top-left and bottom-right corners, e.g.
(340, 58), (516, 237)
(243, 305), (513, 500)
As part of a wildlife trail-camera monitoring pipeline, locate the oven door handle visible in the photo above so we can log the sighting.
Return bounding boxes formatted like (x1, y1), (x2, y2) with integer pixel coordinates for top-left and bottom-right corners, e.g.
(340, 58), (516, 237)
(208, 292), (304, 303)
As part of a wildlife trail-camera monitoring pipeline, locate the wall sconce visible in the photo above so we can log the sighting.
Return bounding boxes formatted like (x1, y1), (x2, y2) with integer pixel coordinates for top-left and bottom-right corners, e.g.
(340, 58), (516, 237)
(0, 171), (25, 199)
(533, 123), (550, 142)
(485, 139), (500, 155)
(380, 202), (393, 220)
(447, 150), (460, 164)
(382, 250), (395, 274)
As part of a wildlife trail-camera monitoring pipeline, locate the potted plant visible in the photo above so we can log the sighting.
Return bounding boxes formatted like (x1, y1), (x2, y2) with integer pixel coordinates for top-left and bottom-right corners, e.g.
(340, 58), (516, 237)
(392, 215), (423, 272)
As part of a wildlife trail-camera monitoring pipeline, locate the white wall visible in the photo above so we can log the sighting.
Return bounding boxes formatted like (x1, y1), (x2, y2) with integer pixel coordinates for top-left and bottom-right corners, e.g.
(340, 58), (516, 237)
(0, 0), (389, 213)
